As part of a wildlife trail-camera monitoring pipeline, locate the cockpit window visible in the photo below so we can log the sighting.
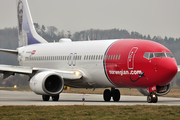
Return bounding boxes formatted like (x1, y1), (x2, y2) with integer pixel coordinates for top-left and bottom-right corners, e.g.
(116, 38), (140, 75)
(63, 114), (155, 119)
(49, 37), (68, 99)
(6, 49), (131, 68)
(143, 52), (154, 59)
(143, 52), (149, 59)
(149, 53), (154, 59)
(144, 52), (174, 59)
(154, 53), (166, 57)
(166, 53), (174, 58)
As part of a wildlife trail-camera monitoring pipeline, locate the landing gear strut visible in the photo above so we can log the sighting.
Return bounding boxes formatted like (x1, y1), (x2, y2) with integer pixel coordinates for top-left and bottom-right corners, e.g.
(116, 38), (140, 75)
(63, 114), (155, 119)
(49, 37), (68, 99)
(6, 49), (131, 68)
(52, 95), (59, 101)
(147, 93), (158, 103)
(103, 88), (121, 102)
(42, 95), (59, 101)
(42, 95), (50, 101)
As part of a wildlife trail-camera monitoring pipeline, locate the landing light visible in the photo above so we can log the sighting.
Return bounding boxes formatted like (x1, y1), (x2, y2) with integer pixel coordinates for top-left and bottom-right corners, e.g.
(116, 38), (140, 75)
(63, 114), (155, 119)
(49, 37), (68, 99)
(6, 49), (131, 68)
(14, 85), (17, 89)
(74, 71), (80, 76)
(152, 94), (156, 98)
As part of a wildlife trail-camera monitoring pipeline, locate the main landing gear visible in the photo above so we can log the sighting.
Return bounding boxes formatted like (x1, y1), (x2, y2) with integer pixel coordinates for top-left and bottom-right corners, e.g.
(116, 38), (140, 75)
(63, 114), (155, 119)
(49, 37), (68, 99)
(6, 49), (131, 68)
(42, 95), (59, 101)
(147, 93), (158, 103)
(103, 88), (121, 102)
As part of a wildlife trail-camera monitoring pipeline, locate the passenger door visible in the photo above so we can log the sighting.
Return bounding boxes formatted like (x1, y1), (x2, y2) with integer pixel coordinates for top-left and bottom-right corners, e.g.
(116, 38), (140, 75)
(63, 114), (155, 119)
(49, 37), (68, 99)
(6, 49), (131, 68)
(127, 47), (138, 70)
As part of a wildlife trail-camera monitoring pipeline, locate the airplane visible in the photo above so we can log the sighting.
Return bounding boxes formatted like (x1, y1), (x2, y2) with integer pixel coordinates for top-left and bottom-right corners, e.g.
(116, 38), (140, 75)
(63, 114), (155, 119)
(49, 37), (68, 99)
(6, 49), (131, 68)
(0, 0), (178, 103)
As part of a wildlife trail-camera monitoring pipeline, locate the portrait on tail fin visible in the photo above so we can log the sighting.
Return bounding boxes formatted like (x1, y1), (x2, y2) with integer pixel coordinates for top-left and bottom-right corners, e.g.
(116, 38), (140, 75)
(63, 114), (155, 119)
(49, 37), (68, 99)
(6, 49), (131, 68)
(17, 0), (28, 47)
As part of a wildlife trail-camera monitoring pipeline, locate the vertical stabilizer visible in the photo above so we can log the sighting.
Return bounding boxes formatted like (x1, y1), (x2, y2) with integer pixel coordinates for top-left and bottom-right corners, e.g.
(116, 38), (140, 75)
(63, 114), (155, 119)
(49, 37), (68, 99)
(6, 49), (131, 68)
(17, 0), (47, 47)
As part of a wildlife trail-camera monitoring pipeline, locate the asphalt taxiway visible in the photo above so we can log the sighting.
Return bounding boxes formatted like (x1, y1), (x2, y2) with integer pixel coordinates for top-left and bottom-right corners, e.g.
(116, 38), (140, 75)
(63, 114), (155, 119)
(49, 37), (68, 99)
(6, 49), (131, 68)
(0, 90), (180, 106)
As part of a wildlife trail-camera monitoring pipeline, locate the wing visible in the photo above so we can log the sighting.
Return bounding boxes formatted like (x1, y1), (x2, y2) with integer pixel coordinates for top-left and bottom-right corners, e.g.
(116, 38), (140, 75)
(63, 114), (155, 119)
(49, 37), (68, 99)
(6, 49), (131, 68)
(0, 48), (18, 55)
(0, 64), (83, 80)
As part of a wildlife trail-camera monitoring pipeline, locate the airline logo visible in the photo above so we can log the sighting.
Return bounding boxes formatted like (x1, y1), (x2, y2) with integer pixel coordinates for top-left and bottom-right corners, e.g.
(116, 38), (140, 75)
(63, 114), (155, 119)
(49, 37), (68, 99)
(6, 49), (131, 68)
(109, 70), (142, 76)
(31, 50), (36, 55)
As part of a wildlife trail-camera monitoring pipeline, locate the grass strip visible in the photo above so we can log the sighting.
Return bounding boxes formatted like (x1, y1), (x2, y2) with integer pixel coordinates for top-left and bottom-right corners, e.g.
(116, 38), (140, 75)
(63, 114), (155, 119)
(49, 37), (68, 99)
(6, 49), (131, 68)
(0, 105), (180, 120)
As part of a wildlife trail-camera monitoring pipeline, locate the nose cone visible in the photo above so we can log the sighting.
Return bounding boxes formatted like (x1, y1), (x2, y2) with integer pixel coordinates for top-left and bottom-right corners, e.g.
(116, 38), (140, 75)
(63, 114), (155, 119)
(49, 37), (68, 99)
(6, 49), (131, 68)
(158, 58), (177, 86)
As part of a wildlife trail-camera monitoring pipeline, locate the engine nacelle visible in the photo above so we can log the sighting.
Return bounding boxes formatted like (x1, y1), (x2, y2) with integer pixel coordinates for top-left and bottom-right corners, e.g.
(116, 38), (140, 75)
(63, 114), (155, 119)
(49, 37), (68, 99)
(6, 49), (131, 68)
(137, 83), (171, 96)
(29, 71), (64, 95)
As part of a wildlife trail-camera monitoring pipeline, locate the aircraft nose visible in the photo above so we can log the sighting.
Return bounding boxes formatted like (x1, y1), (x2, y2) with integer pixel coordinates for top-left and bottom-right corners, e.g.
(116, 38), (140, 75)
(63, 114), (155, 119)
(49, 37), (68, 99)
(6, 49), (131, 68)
(158, 58), (177, 85)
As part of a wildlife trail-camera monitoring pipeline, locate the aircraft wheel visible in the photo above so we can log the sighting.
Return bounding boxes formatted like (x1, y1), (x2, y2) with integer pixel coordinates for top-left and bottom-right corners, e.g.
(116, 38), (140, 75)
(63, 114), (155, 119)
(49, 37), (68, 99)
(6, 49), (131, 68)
(103, 89), (111, 101)
(42, 95), (50, 101)
(147, 95), (152, 103)
(112, 89), (120, 102)
(147, 93), (158, 103)
(152, 94), (158, 103)
(52, 95), (59, 101)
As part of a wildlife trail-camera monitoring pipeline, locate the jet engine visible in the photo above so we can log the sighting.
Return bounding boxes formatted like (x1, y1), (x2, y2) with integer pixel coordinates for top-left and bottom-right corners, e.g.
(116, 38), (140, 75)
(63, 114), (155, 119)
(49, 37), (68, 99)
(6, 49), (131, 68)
(29, 71), (64, 95)
(137, 83), (171, 96)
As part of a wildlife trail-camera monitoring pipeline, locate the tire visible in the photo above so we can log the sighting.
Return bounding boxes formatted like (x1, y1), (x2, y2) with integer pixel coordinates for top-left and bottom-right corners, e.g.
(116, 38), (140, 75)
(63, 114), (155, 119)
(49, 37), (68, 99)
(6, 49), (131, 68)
(103, 89), (111, 101)
(147, 95), (152, 103)
(42, 95), (50, 101)
(52, 95), (59, 101)
(112, 89), (120, 102)
(152, 94), (158, 103)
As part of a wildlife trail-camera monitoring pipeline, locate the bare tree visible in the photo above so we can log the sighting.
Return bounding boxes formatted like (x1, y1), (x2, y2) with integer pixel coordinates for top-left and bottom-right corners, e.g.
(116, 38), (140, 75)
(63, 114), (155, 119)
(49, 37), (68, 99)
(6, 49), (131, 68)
(47, 26), (58, 37)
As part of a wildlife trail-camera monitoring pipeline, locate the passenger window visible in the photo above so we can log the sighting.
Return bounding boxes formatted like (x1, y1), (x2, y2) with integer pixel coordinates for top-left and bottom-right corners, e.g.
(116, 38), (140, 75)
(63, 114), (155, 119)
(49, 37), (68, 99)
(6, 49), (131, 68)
(107, 55), (110, 60)
(118, 55), (121, 60)
(91, 55), (93, 60)
(101, 55), (103, 60)
(116, 55), (118, 60)
(98, 55), (100, 60)
(111, 55), (113, 60)
(113, 55), (115, 60)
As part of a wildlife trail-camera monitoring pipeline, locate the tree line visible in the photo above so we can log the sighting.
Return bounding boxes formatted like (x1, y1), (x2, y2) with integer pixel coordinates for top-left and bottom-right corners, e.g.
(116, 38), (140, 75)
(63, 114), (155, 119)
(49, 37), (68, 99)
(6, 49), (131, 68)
(0, 23), (180, 87)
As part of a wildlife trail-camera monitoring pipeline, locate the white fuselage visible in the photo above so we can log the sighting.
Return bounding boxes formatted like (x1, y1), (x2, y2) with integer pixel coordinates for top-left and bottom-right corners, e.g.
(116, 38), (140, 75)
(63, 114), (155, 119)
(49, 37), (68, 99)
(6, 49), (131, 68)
(17, 40), (119, 88)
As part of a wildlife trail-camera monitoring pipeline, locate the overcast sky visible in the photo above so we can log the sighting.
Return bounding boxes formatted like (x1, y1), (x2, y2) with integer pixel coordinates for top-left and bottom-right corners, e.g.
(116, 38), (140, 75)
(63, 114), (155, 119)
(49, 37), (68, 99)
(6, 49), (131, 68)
(0, 0), (180, 38)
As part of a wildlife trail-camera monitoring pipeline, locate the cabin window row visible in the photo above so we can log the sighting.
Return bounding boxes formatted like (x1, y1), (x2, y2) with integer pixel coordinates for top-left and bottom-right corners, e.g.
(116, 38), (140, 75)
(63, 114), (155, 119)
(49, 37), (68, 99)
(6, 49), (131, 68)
(83, 55), (121, 60)
(84, 55), (103, 60)
(25, 55), (82, 61)
(105, 55), (121, 60)
(25, 54), (121, 61)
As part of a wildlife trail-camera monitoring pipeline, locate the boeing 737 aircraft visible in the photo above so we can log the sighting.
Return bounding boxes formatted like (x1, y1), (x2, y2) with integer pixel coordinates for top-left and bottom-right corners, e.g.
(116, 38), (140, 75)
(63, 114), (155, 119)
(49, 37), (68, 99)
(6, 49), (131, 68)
(0, 0), (178, 103)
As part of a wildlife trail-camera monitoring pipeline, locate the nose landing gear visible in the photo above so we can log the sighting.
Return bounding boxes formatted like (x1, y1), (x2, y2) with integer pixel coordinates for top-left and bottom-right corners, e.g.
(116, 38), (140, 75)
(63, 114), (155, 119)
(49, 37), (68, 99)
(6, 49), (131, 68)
(147, 93), (158, 103)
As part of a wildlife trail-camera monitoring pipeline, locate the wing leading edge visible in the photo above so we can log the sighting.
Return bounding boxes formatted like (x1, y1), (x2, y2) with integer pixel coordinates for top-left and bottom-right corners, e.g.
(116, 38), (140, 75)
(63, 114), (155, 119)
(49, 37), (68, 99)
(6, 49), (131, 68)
(0, 49), (18, 55)
(0, 65), (83, 80)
